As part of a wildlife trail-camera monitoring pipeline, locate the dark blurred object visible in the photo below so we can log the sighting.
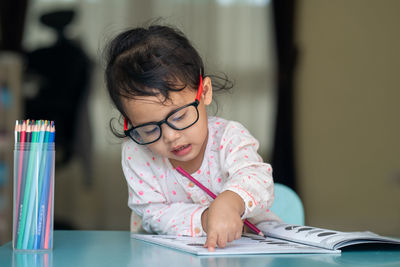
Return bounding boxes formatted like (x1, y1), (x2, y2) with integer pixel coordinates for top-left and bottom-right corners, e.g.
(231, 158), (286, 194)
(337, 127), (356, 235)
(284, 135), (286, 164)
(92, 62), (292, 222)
(0, 0), (28, 52)
(271, 0), (298, 191)
(40, 10), (75, 32)
(24, 9), (92, 170)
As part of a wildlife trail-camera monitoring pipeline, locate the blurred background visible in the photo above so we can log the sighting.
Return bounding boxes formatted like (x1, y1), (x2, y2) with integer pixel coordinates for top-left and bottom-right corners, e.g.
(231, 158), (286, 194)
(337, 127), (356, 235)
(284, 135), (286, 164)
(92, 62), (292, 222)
(0, 0), (399, 245)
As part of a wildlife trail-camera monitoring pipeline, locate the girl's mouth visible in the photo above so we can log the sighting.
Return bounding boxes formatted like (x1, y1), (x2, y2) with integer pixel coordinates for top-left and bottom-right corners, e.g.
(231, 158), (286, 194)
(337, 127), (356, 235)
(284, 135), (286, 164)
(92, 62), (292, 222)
(171, 144), (192, 156)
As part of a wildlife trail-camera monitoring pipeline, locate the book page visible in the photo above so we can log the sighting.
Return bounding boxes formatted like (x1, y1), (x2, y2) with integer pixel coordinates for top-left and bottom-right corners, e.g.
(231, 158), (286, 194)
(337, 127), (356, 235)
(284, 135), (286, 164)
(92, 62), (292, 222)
(131, 233), (339, 256)
(258, 221), (400, 250)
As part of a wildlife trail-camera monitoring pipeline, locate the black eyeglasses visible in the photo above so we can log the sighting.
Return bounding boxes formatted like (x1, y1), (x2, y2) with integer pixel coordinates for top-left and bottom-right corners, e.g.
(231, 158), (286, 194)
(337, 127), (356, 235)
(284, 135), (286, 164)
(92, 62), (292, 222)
(124, 75), (204, 145)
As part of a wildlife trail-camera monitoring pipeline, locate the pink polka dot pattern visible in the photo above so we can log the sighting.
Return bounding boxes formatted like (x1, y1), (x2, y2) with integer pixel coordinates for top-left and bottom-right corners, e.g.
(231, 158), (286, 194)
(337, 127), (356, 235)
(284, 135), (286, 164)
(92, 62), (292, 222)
(122, 116), (277, 236)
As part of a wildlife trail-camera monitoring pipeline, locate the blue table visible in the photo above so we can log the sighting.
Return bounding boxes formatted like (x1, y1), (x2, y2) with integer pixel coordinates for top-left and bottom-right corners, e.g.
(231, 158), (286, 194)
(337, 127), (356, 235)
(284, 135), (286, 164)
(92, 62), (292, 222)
(1, 231), (399, 267)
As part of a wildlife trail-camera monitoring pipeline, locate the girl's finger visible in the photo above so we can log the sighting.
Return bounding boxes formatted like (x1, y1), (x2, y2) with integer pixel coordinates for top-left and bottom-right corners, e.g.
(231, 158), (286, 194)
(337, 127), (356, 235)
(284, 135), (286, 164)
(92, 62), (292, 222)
(235, 231), (242, 240)
(227, 232), (233, 243)
(217, 233), (227, 248)
(204, 231), (218, 252)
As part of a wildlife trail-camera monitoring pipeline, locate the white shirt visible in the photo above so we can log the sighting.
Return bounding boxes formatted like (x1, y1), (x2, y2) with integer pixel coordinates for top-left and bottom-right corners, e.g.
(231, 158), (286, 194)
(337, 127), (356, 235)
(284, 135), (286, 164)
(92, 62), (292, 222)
(122, 116), (280, 237)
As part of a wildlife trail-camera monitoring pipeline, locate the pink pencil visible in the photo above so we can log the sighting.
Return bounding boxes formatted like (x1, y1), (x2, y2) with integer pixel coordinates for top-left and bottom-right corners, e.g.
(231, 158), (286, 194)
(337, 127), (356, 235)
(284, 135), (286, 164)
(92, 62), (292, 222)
(176, 166), (264, 237)
(44, 183), (52, 249)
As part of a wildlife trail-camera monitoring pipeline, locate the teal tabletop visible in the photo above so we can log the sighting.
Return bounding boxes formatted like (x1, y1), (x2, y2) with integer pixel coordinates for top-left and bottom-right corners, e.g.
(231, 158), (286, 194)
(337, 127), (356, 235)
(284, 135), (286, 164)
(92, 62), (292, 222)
(0, 231), (399, 267)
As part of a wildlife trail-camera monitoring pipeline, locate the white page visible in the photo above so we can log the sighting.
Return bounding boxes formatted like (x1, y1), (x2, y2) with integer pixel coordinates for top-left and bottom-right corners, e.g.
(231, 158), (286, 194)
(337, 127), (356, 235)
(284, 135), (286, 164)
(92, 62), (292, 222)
(131, 234), (339, 256)
(258, 221), (400, 250)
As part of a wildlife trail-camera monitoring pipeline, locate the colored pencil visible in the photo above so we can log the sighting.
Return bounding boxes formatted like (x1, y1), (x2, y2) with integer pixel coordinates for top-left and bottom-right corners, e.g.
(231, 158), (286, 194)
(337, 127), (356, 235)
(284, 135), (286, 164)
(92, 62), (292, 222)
(35, 121), (50, 249)
(14, 121), (23, 241)
(176, 166), (265, 237)
(23, 122), (40, 249)
(38, 123), (53, 248)
(43, 122), (55, 249)
(16, 121), (30, 243)
(17, 121), (37, 249)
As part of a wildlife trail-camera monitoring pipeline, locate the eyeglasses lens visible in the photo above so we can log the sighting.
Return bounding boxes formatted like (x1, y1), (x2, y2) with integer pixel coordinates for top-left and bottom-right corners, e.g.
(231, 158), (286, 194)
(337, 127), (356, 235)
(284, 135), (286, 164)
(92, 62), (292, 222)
(130, 105), (198, 144)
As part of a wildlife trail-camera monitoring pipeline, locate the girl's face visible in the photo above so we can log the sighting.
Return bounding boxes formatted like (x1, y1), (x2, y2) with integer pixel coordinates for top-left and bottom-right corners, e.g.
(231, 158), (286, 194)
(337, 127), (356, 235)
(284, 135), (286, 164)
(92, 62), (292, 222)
(122, 77), (213, 172)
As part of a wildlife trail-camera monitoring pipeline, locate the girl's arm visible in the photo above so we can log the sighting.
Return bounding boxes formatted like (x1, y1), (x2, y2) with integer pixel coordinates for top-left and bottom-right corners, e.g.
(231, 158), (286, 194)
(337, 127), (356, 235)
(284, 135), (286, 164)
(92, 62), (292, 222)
(219, 121), (275, 222)
(203, 121), (275, 250)
(122, 141), (208, 236)
(128, 185), (208, 236)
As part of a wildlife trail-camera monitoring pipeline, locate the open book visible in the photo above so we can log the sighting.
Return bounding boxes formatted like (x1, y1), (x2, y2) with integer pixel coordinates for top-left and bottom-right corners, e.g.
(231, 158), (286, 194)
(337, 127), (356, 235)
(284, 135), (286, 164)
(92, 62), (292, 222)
(131, 221), (400, 256)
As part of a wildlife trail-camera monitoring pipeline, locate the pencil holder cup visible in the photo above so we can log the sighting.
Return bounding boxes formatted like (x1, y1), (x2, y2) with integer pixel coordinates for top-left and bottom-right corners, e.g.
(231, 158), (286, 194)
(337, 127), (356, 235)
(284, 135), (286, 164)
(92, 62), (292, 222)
(13, 143), (55, 251)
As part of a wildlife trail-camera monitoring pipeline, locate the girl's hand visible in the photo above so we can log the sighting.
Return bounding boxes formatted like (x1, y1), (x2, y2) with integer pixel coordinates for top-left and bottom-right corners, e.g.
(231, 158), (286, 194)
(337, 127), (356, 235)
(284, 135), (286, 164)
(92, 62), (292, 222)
(201, 191), (245, 251)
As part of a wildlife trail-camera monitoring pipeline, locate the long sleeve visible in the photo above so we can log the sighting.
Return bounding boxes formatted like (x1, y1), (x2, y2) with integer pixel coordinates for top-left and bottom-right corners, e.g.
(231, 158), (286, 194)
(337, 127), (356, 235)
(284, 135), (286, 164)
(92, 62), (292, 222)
(122, 116), (280, 237)
(122, 140), (207, 236)
(217, 121), (275, 222)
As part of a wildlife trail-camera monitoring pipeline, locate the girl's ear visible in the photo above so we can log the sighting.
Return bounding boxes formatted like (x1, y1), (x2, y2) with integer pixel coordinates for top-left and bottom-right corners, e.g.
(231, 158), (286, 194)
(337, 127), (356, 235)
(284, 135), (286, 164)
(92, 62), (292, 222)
(202, 76), (213, 106)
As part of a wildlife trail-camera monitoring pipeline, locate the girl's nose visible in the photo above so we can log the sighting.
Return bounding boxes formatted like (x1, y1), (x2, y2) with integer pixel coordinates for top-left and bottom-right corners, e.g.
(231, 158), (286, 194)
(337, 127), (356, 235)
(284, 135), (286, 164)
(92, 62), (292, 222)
(161, 124), (181, 143)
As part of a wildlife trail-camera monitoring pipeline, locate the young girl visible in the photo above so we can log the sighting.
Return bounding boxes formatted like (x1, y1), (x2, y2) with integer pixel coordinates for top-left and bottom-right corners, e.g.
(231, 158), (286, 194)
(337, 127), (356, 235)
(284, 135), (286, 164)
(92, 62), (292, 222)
(104, 24), (280, 251)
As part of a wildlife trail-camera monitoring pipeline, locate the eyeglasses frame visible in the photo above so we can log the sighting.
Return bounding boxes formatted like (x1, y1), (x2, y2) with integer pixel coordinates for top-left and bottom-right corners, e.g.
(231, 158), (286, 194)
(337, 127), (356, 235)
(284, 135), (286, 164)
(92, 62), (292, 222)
(123, 75), (204, 145)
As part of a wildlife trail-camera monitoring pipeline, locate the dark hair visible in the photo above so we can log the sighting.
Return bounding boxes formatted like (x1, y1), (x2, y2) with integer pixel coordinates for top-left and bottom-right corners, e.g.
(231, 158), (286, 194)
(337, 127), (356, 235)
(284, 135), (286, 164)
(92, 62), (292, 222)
(104, 23), (232, 137)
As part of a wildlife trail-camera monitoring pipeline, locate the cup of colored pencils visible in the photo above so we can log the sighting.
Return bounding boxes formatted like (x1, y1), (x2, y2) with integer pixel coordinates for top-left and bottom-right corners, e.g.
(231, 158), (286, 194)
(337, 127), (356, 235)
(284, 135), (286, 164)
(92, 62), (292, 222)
(13, 120), (55, 251)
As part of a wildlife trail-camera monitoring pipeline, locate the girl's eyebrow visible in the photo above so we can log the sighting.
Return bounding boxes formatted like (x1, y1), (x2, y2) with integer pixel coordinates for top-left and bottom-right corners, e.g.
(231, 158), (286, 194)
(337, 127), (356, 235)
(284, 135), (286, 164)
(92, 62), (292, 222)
(126, 87), (195, 125)
(130, 95), (171, 104)
(128, 100), (180, 126)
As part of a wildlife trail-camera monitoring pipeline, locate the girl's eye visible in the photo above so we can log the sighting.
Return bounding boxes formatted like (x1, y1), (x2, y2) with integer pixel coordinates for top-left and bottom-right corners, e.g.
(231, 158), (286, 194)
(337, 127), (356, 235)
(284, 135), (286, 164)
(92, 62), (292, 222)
(144, 127), (159, 135)
(172, 112), (186, 122)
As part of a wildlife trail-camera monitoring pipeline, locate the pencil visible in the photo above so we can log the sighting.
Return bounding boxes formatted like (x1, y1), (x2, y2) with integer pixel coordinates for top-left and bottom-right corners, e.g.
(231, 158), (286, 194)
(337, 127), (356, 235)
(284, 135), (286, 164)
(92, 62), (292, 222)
(44, 178), (52, 249)
(16, 121), (30, 245)
(15, 121), (27, 242)
(14, 122), (20, 238)
(25, 122), (40, 249)
(38, 122), (51, 248)
(17, 121), (37, 249)
(32, 121), (46, 249)
(43, 121), (55, 249)
(14, 121), (20, 242)
(176, 166), (265, 237)
(35, 121), (49, 249)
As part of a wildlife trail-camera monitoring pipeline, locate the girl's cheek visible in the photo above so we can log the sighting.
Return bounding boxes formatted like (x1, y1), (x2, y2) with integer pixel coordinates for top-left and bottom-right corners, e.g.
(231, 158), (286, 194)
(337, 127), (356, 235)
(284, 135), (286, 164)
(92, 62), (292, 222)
(147, 143), (167, 156)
